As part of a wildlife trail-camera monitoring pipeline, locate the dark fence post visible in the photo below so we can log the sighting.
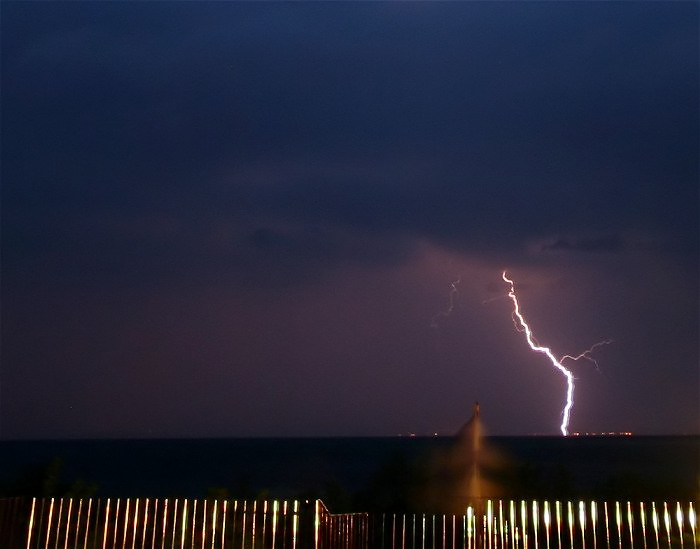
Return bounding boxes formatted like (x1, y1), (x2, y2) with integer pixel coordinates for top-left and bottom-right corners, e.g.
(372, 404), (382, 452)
(0, 497), (33, 549)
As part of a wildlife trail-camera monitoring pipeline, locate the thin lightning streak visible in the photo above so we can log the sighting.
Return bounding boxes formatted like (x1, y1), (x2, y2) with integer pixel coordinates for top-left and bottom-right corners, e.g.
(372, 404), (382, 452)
(502, 271), (595, 436)
(561, 340), (613, 372)
(431, 278), (461, 330)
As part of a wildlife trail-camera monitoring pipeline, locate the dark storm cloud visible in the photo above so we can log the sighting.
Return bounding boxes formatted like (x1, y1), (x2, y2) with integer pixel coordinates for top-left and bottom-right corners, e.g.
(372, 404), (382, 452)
(2, 1), (697, 438)
(541, 235), (624, 253)
(4, 1), (696, 284)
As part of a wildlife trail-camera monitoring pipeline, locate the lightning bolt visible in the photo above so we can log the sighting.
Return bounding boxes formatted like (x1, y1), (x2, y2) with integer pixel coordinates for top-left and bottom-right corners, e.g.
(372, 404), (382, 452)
(502, 271), (609, 436)
(561, 339), (613, 372)
(430, 277), (461, 331)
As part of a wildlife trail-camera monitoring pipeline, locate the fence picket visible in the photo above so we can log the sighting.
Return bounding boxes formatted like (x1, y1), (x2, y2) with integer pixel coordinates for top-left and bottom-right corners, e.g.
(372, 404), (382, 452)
(1, 497), (698, 548)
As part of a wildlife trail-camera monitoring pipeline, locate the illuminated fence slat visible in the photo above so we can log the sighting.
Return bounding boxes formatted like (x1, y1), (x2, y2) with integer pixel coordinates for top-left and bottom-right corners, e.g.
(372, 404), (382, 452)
(1, 498), (698, 548)
(0, 498), (314, 549)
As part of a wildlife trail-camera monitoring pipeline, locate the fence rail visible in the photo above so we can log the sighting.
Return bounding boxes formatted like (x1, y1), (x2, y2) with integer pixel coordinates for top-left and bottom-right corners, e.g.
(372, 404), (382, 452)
(1, 497), (697, 548)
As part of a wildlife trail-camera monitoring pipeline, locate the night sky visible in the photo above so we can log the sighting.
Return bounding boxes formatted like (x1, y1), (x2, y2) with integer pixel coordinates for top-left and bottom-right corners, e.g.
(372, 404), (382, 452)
(2, 1), (698, 439)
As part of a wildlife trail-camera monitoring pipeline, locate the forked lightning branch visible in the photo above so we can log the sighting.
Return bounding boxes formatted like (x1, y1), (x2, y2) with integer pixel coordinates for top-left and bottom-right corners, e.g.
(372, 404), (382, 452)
(502, 271), (611, 436)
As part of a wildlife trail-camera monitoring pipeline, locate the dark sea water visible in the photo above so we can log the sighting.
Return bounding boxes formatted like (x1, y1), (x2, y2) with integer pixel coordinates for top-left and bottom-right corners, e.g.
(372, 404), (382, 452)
(1, 436), (697, 511)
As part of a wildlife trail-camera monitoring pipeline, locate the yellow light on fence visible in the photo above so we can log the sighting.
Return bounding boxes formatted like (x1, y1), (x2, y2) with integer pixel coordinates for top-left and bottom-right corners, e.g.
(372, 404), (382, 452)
(521, 500), (528, 546)
(510, 500), (517, 549)
(676, 502), (685, 548)
(627, 501), (634, 547)
(689, 502), (697, 548)
(664, 502), (671, 547)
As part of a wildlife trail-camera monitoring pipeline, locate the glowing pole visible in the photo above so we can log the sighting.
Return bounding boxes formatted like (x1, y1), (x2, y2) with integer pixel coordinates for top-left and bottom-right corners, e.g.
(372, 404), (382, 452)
(502, 271), (609, 435)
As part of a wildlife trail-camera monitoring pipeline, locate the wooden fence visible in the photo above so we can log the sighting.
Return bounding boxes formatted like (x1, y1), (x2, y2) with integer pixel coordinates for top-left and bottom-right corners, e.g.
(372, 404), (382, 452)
(1, 497), (697, 548)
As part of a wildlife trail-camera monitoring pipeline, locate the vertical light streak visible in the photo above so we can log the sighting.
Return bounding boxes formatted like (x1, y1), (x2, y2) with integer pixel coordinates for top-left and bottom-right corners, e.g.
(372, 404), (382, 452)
(510, 500), (517, 549)
(112, 499), (120, 549)
(579, 501), (586, 549)
(467, 506), (474, 549)
(210, 500), (218, 549)
(26, 498), (37, 549)
(131, 499), (140, 549)
(121, 499), (130, 549)
(676, 502), (684, 548)
(567, 501), (574, 549)
(141, 499), (149, 549)
(556, 500), (563, 549)
(615, 501), (622, 549)
(179, 500), (187, 549)
(231, 500), (238, 548)
(652, 502), (660, 549)
(160, 499), (168, 549)
(102, 499), (110, 549)
(627, 501), (634, 549)
(281, 501), (287, 549)
(499, 500), (505, 549)
(521, 500), (529, 548)
(503, 272), (575, 435)
(201, 500), (207, 549)
(533, 500), (539, 549)
(487, 500), (493, 549)
(220, 501), (227, 549)
(543, 501), (551, 549)
(241, 501), (247, 549)
(640, 502), (647, 549)
(604, 502), (611, 549)
(55, 498), (64, 549)
(689, 502), (697, 549)
(262, 501), (268, 549)
(663, 502), (671, 548)
(83, 499), (93, 549)
(271, 501), (278, 549)
(291, 501), (297, 549)
(63, 499), (72, 549)
(252, 500), (258, 549)
(591, 501), (598, 549)
(170, 499), (178, 549)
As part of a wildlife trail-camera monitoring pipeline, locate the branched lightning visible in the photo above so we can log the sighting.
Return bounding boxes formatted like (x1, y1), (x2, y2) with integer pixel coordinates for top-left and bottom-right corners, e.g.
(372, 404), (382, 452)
(561, 340), (613, 372)
(502, 271), (609, 436)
